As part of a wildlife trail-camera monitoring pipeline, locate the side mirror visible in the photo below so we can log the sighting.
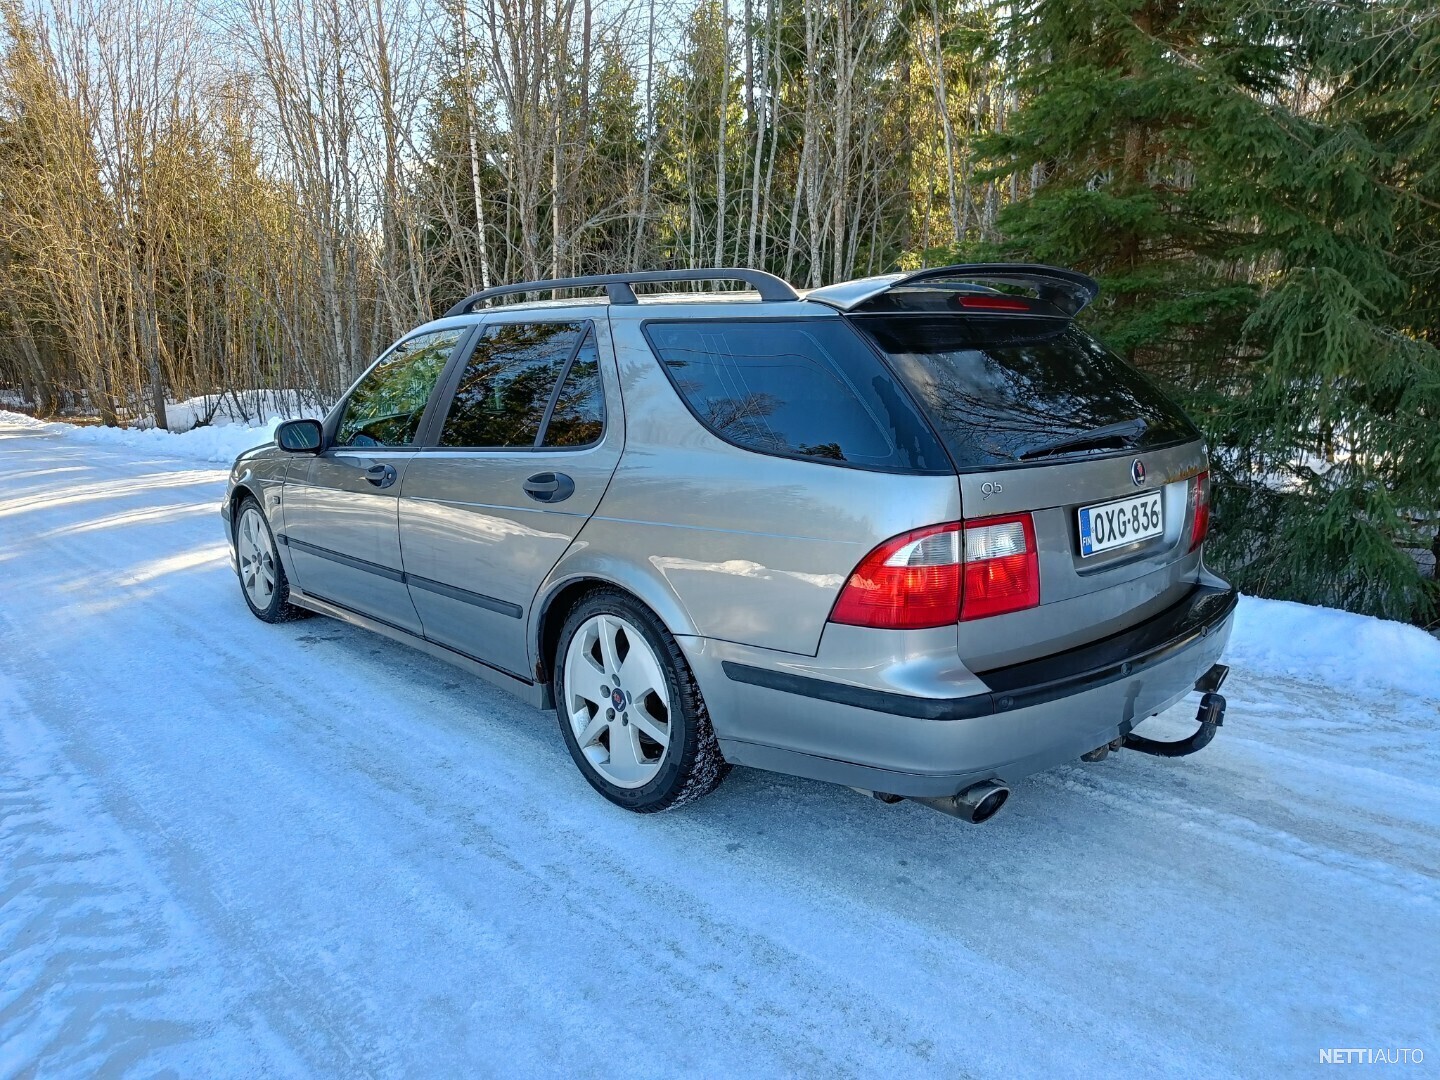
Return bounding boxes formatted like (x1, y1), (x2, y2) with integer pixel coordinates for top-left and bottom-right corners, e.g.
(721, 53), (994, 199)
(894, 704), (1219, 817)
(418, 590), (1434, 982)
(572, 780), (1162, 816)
(276, 418), (324, 453)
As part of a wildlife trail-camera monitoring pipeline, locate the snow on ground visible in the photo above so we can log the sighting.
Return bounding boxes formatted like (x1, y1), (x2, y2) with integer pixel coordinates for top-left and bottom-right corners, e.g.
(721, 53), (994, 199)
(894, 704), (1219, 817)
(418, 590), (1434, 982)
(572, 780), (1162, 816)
(0, 406), (314, 465)
(1, 415), (1437, 1077)
(0, 389), (326, 435)
(144, 390), (328, 434)
(1228, 595), (1440, 701)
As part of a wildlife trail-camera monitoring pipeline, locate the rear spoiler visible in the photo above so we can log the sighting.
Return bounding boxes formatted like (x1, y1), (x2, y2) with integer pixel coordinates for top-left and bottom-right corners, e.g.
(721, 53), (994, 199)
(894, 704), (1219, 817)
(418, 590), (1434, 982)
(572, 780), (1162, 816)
(803, 263), (1100, 318)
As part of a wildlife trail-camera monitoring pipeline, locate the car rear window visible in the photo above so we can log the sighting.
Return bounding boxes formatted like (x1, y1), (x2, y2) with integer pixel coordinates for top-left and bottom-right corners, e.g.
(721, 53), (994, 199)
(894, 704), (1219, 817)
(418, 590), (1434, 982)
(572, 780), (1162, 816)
(850, 315), (1199, 470)
(643, 319), (947, 472)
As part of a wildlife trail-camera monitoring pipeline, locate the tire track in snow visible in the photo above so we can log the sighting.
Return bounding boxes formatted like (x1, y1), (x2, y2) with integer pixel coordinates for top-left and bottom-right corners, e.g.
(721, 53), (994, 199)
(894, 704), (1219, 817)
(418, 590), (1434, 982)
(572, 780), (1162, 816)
(4, 421), (1439, 1076)
(1, 443), (950, 1075)
(0, 677), (302, 1078)
(1032, 763), (1440, 904)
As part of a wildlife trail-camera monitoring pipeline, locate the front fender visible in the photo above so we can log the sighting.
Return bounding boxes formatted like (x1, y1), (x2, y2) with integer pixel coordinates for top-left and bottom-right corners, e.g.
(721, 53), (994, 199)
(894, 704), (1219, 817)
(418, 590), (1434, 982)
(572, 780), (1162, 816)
(224, 454), (301, 579)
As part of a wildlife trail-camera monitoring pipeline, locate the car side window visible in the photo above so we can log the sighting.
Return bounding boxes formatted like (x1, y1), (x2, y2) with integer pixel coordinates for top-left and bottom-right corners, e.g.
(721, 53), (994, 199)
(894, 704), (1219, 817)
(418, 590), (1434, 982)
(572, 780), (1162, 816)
(643, 318), (946, 471)
(336, 329), (464, 448)
(438, 321), (586, 448)
(540, 328), (605, 448)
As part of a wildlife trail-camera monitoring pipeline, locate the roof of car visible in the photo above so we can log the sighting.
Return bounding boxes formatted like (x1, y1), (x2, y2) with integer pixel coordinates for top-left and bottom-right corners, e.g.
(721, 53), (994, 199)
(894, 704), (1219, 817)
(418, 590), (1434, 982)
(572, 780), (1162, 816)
(436, 263), (1099, 320)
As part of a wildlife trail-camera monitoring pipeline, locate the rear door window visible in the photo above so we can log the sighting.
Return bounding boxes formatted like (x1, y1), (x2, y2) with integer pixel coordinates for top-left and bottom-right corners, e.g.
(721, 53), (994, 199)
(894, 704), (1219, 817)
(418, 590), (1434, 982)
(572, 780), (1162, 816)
(851, 316), (1199, 470)
(438, 321), (586, 448)
(643, 319), (947, 472)
(540, 329), (605, 447)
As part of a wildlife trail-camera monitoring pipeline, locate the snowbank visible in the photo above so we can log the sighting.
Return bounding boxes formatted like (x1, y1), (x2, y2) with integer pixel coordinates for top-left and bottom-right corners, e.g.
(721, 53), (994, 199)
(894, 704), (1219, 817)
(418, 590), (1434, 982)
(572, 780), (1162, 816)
(0, 409), (47, 429)
(66, 418), (286, 464)
(0, 408), (300, 465)
(1227, 593), (1440, 701)
(143, 390), (326, 433)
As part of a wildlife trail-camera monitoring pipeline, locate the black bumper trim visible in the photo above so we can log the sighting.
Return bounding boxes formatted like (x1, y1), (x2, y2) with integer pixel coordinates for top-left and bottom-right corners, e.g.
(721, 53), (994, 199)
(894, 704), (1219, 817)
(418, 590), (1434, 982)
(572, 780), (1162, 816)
(278, 533), (405, 582)
(721, 582), (1237, 721)
(722, 663), (993, 720)
(406, 572), (523, 619)
(278, 533), (522, 618)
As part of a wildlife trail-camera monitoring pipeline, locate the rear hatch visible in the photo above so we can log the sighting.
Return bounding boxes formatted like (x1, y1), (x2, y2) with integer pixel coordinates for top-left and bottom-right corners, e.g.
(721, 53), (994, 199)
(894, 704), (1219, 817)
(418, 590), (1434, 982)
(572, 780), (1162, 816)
(837, 268), (1209, 670)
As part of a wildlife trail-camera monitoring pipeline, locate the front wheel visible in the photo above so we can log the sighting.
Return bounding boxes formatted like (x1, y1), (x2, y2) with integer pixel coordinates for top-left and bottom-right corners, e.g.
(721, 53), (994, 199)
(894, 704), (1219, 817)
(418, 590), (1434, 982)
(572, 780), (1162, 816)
(555, 589), (729, 812)
(233, 496), (310, 623)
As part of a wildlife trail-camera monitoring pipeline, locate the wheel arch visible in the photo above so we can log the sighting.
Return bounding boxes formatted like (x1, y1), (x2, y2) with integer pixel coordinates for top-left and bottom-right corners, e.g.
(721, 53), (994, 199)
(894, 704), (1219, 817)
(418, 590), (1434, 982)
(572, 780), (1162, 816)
(531, 561), (698, 699)
(227, 470), (299, 584)
(228, 482), (263, 532)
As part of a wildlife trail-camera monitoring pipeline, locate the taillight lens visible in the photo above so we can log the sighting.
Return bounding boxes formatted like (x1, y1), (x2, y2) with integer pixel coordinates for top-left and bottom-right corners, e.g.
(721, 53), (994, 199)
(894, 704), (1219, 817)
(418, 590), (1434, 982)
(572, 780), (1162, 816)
(829, 522), (961, 630)
(1188, 470), (1211, 552)
(830, 513), (1040, 629)
(960, 513), (1040, 620)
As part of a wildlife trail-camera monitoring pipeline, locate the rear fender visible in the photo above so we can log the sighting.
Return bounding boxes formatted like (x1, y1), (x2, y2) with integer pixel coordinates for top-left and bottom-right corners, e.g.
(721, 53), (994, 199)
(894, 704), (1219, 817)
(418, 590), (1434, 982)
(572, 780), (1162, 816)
(529, 541), (701, 688)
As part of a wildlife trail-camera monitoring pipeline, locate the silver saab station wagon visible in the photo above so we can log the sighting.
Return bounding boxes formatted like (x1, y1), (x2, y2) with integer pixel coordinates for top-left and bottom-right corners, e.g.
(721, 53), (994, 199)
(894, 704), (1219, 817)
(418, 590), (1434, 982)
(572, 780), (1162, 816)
(223, 265), (1235, 823)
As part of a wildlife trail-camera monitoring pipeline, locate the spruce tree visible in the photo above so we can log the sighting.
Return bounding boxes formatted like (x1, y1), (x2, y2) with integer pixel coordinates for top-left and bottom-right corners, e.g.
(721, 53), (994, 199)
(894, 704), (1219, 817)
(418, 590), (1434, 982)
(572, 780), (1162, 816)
(983, 0), (1440, 622)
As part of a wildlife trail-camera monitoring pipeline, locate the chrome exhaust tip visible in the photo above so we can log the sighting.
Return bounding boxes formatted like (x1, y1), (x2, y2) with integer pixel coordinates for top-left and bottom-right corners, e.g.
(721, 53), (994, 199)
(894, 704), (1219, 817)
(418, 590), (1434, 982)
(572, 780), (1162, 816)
(911, 779), (1011, 824)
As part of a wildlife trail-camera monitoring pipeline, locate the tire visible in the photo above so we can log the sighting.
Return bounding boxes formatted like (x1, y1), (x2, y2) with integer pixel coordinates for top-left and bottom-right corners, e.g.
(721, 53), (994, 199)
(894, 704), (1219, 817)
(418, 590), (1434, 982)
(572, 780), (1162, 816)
(554, 588), (730, 812)
(233, 495), (310, 623)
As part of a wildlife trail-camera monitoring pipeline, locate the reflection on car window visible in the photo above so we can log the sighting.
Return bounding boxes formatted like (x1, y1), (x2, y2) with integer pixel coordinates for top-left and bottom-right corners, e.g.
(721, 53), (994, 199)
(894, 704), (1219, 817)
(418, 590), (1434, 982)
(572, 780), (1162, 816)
(337, 329), (463, 447)
(643, 319), (946, 471)
(439, 322), (585, 448)
(541, 329), (605, 447)
(853, 317), (1198, 468)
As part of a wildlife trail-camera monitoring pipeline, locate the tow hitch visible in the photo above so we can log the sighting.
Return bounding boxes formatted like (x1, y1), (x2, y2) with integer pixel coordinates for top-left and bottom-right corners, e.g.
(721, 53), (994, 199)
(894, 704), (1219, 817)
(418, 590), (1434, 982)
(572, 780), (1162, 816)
(1119, 663), (1229, 758)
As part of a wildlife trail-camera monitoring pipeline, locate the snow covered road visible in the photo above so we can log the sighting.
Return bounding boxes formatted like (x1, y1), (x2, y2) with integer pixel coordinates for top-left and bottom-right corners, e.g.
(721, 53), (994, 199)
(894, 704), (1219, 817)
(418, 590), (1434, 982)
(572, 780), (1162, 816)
(2, 415), (1437, 1077)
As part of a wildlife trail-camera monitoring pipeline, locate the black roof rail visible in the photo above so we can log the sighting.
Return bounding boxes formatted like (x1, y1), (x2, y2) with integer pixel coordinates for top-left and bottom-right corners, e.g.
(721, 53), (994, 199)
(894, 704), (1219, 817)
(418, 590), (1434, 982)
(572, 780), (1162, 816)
(444, 267), (800, 318)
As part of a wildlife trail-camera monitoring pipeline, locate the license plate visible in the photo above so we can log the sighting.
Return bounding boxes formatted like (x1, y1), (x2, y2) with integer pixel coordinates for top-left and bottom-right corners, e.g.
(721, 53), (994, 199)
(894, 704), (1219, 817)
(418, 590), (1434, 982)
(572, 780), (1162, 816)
(1078, 492), (1163, 556)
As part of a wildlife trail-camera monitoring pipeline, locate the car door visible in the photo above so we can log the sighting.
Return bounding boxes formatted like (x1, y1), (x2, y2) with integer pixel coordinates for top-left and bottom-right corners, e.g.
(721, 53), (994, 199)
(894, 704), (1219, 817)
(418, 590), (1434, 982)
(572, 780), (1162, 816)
(398, 310), (621, 679)
(281, 326), (470, 633)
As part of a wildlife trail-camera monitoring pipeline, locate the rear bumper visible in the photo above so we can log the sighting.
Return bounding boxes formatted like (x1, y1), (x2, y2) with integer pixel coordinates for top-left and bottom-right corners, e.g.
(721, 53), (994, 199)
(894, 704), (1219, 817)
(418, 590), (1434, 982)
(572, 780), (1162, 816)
(684, 574), (1237, 797)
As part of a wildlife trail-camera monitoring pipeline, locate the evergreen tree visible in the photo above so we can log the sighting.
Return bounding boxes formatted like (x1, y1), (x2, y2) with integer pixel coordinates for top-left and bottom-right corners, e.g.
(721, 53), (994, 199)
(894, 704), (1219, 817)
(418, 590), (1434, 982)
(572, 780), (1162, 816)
(984, 0), (1440, 622)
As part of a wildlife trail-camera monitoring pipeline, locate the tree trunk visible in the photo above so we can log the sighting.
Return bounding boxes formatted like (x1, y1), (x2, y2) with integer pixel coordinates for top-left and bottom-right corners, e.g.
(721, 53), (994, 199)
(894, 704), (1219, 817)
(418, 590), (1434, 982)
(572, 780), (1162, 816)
(714, 0), (730, 268)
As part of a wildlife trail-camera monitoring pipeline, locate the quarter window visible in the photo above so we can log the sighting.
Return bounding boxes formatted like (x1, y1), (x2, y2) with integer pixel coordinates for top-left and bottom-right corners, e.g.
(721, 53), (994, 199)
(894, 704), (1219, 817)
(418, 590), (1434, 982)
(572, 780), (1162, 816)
(643, 319), (946, 471)
(336, 328), (463, 448)
(438, 321), (586, 448)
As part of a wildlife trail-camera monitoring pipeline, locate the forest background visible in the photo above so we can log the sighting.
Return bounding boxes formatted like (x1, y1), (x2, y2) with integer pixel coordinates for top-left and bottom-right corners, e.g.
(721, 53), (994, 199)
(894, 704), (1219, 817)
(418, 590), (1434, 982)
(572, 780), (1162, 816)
(1, 0), (1436, 622)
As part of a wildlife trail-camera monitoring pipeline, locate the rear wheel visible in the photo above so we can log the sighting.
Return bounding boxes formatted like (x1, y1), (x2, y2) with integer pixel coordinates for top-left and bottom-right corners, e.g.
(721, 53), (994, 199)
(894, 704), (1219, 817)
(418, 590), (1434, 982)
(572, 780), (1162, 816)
(555, 589), (729, 812)
(234, 496), (309, 623)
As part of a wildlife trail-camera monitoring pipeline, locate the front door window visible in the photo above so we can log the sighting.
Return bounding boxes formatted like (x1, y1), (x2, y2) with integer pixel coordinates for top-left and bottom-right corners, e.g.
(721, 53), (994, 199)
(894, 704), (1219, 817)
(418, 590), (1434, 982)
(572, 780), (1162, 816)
(336, 328), (465, 448)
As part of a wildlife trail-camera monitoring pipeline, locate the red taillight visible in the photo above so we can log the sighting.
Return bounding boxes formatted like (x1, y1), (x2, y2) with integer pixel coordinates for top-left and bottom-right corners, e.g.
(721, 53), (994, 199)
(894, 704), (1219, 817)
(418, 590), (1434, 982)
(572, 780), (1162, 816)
(829, 522), (961, 630)
(829, 513), (1040, 630)
(960, 513), (1040, 620)
(1188, 470), (1211, 552)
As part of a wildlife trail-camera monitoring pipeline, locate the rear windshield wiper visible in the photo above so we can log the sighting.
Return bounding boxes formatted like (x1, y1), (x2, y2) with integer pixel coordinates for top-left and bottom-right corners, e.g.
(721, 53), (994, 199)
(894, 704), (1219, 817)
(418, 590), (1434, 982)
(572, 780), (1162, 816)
(1017, 417), (1149, 461)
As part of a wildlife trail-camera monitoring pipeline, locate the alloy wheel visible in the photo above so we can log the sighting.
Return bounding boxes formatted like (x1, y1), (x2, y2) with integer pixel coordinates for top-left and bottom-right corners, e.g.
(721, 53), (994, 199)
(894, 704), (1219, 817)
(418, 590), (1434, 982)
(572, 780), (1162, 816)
(237, 506), (278, 611)
(562, 613), (672, 788)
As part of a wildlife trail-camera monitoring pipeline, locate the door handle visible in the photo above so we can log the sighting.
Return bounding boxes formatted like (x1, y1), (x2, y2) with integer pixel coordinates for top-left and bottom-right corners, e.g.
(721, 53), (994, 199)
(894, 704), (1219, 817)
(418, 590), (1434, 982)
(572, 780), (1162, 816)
(523, 472), (575, 503)
(365, 463), (398, 489)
